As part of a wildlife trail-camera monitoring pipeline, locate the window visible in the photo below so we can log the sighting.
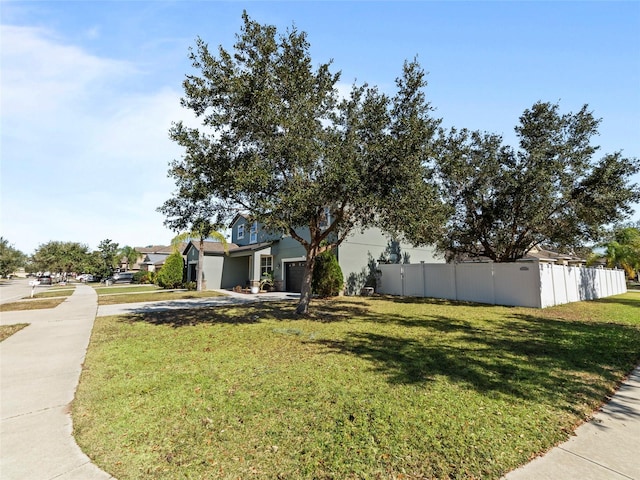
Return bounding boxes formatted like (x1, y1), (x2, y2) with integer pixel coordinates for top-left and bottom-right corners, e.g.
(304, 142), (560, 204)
(237, 223), (244, 239)
(260, 256), (273, 276)
(250, 221), (258, 244)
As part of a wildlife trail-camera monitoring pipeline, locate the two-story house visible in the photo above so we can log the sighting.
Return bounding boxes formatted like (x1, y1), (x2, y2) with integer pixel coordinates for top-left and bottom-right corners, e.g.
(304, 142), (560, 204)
(183, 213), (444, 294)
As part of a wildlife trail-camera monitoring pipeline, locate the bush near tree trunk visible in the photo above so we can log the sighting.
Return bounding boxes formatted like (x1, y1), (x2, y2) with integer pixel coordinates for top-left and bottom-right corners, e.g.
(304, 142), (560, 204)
(312, 251), (344, 297)
(156, 251), (185, 289)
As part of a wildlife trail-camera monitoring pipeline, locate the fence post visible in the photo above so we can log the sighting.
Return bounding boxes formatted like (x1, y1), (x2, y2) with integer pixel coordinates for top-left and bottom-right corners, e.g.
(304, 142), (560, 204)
(453, 263), (458, 301)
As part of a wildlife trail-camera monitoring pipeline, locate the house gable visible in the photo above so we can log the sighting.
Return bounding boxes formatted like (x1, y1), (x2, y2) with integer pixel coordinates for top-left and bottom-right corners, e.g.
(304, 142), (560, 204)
(230, 214), (281, 246)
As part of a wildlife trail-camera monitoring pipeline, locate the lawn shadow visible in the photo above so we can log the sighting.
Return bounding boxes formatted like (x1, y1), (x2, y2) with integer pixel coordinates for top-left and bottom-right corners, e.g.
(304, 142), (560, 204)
(311, 301), (640, 412)
(121, 294), (640, 414)
(121, 298), (369, 328)
(380, 295), (495, 308)
(122, 301), (295, 327)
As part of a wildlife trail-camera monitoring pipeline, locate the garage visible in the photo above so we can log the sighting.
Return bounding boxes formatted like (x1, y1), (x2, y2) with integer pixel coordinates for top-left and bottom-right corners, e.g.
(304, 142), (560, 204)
(285, 261), (306, 292)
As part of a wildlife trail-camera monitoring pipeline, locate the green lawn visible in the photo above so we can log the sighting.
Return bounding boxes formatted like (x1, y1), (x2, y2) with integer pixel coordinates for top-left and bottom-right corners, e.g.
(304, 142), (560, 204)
(97, 289), (227, 305)
(93, 285), (164, 295)
(33, 286), (76, 298)
(74, 292), (640, 479)
(0, 298), (66, 312)
(0, 323), (28, 341)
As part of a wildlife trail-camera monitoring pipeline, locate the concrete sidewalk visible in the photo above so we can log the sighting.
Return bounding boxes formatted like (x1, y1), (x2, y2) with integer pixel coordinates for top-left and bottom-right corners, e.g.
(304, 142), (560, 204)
(503, 365), (640, 480)
(0, 284), (114, 480)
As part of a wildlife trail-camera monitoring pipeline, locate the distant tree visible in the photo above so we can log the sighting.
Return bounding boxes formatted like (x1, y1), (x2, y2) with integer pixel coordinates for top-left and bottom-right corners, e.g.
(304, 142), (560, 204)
(312, 250), (344, 297)
(156, 250), (184, 289)
(430, 102), (640, 262)
(31, 241), (90, 276)
(160, 190), (228, 292)
(118, 245), (139, 272)
(164, 13), (445, 314)
(602, 227), (640, 280)
(169, 221), (227, 292)
(97, 239), (120, 279)
(0, 238), (26, 277)
(82, 251), (104, 277)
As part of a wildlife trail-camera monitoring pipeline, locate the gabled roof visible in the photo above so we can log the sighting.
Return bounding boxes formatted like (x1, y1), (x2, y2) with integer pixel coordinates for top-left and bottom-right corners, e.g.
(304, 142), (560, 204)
(183, 240), (238, 255)
(137, 244), (187, 255)
(524, 247), (585, 264)
(183, 240), (273, 256)
(137, 245), (171, 254)
(229, 212), (250, 228)
(142, 253), (171, 266)
(228, 242), (273, 255)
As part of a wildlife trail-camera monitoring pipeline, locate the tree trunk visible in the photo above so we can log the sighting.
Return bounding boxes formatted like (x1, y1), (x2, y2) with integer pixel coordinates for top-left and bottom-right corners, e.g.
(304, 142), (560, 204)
(197, 238), (205, 291)
(295, 250), (317, 315)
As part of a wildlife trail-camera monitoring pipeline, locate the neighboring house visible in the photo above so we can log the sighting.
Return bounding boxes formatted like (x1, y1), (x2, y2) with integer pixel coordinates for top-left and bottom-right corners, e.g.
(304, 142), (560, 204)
(183, 214), (444, 294)
(137, 244), (187, 273)
(452, 246), (586, 266)
(521, 246), (586, 266)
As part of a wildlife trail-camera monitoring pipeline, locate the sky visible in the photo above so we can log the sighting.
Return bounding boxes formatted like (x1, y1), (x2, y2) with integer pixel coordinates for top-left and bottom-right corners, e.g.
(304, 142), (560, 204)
(1, 1), (639, 255)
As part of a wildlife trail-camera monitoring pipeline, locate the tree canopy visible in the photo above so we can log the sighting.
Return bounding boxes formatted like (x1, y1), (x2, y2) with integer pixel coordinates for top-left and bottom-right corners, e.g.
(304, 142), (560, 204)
(429, 102), (640, 262)
(0, 238), (26, 277)
(118, 246), (139, 272)
(96, 239), (120, 278)
(163, 12), (444, 313)
(31, 241), (90, 275)
(601, 226), (640, 280)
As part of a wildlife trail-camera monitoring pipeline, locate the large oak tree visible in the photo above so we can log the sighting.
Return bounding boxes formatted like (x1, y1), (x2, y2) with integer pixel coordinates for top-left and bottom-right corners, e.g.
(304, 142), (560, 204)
(429, 102), (640, 262)
(162, 13), (444, 314)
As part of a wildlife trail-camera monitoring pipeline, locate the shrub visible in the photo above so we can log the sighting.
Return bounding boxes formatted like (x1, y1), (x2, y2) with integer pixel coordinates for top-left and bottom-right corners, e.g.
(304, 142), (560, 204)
(133, 270), (156, 284)
(312, 250), (343, 297)
(133, 271), (148, 284)
(185, 281), (197, 291)
(156, 251), (184, 289)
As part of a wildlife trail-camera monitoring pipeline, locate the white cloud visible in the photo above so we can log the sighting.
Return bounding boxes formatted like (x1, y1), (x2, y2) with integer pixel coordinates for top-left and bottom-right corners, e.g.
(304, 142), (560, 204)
(1, 25), (135, 116)
(0, 25), (193, 254)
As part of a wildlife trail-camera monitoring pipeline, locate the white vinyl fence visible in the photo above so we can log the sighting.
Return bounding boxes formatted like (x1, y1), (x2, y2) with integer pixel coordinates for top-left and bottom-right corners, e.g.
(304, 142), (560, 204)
(376, 262), (627, 308)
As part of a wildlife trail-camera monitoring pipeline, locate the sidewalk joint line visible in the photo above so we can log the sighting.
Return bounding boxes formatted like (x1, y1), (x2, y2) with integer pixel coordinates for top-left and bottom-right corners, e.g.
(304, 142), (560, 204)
(2, 403), (70, 422)
(557, 446), (635, 479)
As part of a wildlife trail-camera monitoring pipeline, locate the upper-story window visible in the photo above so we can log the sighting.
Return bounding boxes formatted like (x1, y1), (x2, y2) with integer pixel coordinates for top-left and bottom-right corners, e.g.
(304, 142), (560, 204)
(249, 221), (258, 244)
(237, 223), (245, 239)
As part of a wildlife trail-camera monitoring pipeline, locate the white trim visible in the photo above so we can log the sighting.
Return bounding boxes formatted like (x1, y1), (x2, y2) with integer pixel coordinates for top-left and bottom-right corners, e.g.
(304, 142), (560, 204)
(280, 256), (306, 270)
(260, 255), (273, 276)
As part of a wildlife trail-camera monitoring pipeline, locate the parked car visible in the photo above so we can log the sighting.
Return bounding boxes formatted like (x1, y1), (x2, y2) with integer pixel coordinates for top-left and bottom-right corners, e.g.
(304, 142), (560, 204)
(77, 274), (95, 283)
(103, 272), (134, 285)
(38, 275), (52, 285)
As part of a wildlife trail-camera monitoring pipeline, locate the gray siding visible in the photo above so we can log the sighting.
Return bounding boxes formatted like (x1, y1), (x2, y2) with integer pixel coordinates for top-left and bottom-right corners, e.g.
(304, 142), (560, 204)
(338, 228), (444, 295)
(201, 256), (225, 290)
(220, 256), (250, 289)
(271, 236), (306, 289)
(231, 215), (282, 246)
